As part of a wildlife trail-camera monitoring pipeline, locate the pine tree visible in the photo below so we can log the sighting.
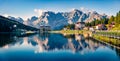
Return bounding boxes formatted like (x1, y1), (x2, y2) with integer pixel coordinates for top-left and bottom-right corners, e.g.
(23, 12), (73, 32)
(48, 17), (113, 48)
(108, 16), (114, 25)
(115, 11), (120, 26)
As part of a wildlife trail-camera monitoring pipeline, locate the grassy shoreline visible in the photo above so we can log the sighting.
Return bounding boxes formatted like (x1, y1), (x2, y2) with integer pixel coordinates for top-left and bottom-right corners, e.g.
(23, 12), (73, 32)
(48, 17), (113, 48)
(50, 30), (120, 49)
(49, 30), (84, 34)
(92, 34), (120, 49)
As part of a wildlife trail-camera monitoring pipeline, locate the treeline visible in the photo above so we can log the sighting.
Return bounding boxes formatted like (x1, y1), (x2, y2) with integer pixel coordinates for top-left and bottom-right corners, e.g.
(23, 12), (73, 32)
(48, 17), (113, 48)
(0, 16), (39, 32)
(63, 24), (75, 29)
(108, 11), (120, 26)
(85, 18), (109, 27)
(85, 11), (120, 27)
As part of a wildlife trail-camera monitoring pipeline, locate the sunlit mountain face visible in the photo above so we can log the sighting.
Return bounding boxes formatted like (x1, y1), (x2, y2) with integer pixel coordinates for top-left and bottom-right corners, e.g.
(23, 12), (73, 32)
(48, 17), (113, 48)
(0, 33), (119, 61)
(0, 0), (120, 61)
(3, 8), (108, 30)
(8, 9), (106, 30)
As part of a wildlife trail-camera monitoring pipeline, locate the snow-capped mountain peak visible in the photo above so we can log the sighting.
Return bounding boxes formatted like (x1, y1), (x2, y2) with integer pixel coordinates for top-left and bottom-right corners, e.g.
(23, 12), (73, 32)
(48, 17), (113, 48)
(26, 9), (108, 30)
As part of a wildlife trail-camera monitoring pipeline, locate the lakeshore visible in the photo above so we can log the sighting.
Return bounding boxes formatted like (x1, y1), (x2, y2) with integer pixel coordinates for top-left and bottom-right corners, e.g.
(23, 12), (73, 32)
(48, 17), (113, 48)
(50, 30), (120, 49)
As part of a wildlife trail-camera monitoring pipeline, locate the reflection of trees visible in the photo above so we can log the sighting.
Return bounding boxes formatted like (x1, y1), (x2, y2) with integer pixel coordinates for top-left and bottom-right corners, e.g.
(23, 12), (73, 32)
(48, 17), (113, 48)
(1, 33), (119, 56)
(115, 48), (120, 59)
(39, 32), (50, 41)
(109, 46), (120, 60)
(0, 33), (37, 49)
(63, 34), (75, 39)
(63, 34), (104, 54)
(65, 34), (88, 53)
(83, 38), (103, 53)
(0, 33), (17, 47)
(0, 33), (105, 54)
(33, 33), (104, 54)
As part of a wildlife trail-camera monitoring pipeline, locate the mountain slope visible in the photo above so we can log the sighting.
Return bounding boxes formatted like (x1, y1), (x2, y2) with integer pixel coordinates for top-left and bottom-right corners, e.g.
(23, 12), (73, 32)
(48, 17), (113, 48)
(0, 15), (38, 32)
(8, 16), (24, 23)
(27, 9), (108, 30)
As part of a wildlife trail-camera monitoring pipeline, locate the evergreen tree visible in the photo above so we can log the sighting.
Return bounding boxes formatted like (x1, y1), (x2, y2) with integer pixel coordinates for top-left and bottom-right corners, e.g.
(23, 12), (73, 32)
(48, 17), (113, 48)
(115, 11), (120, 26)
(108, 16), (114, 24)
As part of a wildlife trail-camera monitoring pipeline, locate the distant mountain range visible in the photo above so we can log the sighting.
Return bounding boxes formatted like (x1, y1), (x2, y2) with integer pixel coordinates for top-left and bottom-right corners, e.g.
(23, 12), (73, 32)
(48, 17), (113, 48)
(0, 15), (38, 32)
(7, 9), (109, 30)
(7, 16), (24, 23)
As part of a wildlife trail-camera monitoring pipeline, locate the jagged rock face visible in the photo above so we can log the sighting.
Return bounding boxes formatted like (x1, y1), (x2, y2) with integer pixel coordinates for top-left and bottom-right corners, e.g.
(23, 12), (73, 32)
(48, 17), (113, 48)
(85, 11), (108, 23)
(27, 9), (108, 30)
(68, 9), (85, 22)
(31, 11), (68, 30)
(30, 16), (38, 22)
(25, 16), (38, 26)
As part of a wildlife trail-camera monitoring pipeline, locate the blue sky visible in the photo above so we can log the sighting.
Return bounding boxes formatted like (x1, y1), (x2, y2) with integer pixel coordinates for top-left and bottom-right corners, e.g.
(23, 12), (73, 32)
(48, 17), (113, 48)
(0, 0), (120, 20)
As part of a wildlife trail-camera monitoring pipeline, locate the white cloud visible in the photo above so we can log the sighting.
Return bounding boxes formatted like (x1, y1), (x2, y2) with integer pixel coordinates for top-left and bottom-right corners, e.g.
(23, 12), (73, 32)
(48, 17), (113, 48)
(80, 7), (85, 11)
(71, 8), (76, 11)
(2, 14), (9, 17)
(34, 9), (47, 16)
(80, 7), (94, 13)
(2, 14), (28, 21)
(2, 14), (19, 18)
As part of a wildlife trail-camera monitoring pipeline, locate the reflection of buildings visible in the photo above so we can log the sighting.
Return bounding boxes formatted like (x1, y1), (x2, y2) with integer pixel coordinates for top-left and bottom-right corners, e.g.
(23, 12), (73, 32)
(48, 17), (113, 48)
(115, 48), (120, 59)
(33, 34), (105, 54)
(61, 34), (105, 54)
(39, 20), (51, 32)
(39, 26), (51, 32)
(2, 33), (118, 56)
(0, 33), (103, 53)
(0, 33), (120, 59)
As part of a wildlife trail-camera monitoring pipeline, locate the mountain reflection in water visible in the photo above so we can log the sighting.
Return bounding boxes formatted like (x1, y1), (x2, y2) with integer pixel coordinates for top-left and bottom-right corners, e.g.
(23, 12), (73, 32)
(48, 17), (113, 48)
(0, 33), (119, 61)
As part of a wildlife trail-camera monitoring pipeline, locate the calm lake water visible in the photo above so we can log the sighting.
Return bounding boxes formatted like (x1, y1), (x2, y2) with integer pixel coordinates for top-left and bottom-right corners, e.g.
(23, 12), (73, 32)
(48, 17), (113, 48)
(0, 33), (120, 61)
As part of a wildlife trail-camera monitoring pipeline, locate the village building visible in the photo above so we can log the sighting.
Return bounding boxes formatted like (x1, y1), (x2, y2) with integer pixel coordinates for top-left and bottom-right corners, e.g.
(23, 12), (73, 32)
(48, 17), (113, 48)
(39, 21), (51, 32)
(40, 25), (51, 32)
(89, 27), (94, 31)
(96, 24), (107, 30)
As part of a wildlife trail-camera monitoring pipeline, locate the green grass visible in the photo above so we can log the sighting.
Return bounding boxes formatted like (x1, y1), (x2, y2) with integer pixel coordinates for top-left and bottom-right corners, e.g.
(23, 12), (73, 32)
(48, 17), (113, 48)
(112, 24), (120, 30)
(93, 34), (120, 47)
(61, 30), (83, 34)
(50, 30), (84, 34)
(49, 31), (61, 33)
(96, 31), (120, 36)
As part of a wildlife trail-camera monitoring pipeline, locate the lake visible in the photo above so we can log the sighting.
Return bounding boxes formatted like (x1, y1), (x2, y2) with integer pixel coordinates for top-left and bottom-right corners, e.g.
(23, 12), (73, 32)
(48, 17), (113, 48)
(0, 33), (120, 61)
